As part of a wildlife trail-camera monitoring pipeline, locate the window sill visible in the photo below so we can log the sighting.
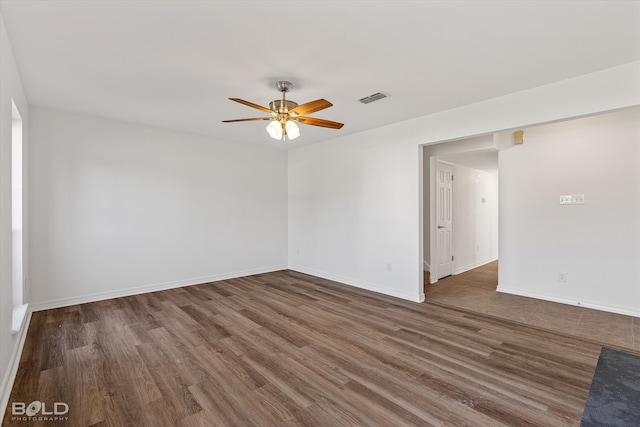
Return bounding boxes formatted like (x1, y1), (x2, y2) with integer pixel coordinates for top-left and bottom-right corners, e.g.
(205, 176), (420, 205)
(11, 304), (29, 335)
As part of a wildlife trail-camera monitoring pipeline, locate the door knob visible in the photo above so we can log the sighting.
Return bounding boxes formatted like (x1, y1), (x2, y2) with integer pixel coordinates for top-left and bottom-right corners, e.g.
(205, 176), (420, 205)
(437, 225), (445, 229)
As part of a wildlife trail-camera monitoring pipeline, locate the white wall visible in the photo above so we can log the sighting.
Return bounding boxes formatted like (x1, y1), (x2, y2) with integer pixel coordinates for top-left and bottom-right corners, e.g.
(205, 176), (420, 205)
(29, 108), (288, 308)
(498, 107), (640, 316)
(452, 164), (498, 274)
(288, 133), (422, 302)
(0, 12), (30, 418)
(288, 61), (639, 306)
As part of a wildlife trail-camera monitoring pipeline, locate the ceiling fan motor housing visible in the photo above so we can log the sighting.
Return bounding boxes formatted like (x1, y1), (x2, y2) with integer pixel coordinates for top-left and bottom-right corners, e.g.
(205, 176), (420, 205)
(269, 99), (299, 114)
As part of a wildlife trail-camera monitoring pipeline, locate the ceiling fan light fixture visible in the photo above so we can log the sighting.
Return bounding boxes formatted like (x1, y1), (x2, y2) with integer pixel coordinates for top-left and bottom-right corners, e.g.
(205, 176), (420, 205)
(225, 80), (344, 141)
(285, 120), (300, 140)
(266, 120), (283, 140)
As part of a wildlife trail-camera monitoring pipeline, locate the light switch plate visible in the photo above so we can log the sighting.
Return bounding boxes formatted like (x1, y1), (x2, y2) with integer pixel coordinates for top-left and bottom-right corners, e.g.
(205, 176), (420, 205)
(559, 195), (585, 205)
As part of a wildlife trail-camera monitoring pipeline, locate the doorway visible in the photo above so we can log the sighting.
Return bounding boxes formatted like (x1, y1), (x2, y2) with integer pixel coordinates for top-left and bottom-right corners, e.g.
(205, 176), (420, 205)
(423, 139), (499, 287)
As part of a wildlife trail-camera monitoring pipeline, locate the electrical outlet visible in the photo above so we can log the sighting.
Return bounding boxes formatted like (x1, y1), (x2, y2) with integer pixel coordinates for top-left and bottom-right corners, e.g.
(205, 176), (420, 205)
(386, 263), (392, 272)
(558, 272), (567, 283)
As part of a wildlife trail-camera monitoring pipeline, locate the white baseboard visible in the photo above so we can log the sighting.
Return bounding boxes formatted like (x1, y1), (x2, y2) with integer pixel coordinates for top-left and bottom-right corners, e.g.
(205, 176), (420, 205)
(288, 264), (424, 303)
(454, 257), (498, 275)
(30, 265), (288, 312)
(423, 261), (430, 272)
(1, 307), (32, 422)
(497, 286), (640, 318)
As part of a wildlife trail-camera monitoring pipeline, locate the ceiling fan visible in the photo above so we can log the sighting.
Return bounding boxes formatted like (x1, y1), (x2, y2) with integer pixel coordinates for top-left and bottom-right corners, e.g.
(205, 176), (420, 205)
(223, 81), (344, 141)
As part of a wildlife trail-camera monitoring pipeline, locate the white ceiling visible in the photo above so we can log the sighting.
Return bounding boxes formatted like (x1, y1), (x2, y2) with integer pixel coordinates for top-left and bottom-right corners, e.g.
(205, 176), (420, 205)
(2, 0), (639, 149)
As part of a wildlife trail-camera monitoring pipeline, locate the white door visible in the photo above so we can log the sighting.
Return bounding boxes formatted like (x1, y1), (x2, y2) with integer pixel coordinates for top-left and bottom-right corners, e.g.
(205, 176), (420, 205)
(436, 161), (454, 279)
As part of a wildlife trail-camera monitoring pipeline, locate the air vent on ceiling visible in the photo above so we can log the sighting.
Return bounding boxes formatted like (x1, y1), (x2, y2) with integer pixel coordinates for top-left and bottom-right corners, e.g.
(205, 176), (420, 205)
(359, 92), (389, 104)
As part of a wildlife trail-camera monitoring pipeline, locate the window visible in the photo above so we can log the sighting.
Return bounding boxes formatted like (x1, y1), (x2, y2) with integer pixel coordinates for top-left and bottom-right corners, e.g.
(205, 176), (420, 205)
(11, 100), (27, 333)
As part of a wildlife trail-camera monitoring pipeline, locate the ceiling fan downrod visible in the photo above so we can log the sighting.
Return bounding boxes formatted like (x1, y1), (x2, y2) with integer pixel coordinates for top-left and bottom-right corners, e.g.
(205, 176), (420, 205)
(271, 81), (296, 141)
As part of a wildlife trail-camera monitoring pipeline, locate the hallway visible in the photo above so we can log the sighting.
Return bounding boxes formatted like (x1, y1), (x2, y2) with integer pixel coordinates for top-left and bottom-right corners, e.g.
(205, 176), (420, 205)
(425, 262), (637, 351)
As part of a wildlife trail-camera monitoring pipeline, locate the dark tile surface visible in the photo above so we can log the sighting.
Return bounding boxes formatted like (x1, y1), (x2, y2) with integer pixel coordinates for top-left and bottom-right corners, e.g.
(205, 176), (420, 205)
(581, 347), (640, 427)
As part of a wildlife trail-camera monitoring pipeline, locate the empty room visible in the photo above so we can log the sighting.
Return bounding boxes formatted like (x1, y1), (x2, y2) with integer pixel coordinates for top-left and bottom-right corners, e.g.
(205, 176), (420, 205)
(1, 1), (639, 426)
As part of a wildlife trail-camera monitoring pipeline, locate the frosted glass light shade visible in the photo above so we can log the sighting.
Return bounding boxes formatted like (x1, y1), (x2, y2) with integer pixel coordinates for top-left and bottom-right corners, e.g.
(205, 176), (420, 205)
(266, 121), (282, 139)
(285, 121), (300, 140)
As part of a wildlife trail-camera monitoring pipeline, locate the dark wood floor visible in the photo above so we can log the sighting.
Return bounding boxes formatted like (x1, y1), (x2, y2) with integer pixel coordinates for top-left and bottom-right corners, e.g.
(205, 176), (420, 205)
(5, 270), (609, 426)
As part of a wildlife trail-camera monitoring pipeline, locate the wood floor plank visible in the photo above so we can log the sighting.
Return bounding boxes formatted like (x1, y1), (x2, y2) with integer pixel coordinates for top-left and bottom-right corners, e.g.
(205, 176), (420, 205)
(5, 269), (622, 426)
(64, 346), (106, 426)
(134, 342), (202, 421)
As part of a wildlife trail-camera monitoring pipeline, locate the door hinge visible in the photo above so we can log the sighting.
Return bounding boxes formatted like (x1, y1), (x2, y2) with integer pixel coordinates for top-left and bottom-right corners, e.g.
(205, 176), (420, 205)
(451, 175), (454, 181)
(452, 255), (454, 261)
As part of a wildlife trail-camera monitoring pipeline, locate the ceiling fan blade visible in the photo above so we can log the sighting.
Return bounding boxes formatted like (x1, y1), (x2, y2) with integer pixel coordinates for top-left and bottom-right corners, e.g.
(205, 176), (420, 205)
(296, 116), (344, 129)
(289, 99), (332, 116)
(222, 117), (272, 123)
(229, 98), (273, 114)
